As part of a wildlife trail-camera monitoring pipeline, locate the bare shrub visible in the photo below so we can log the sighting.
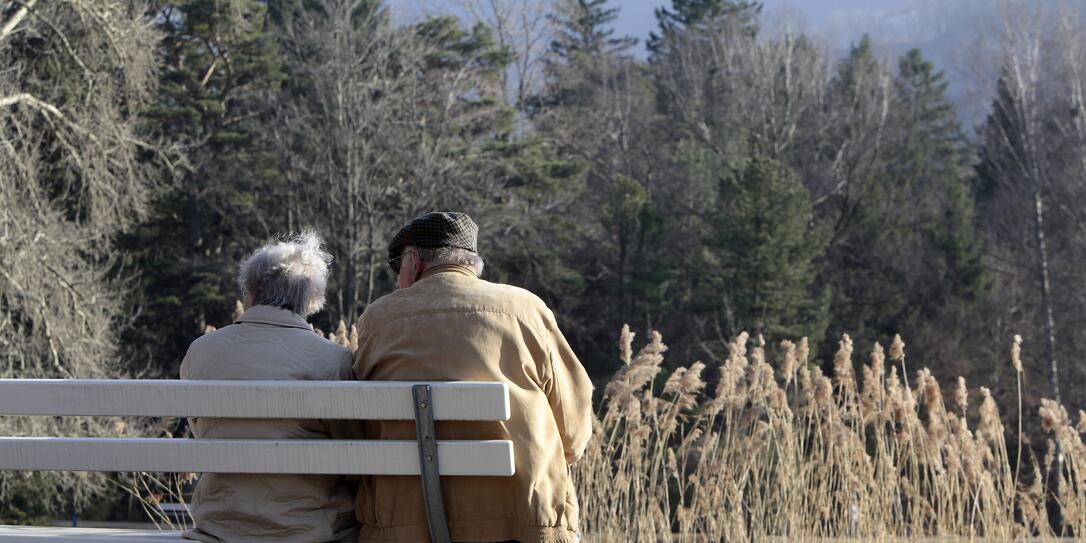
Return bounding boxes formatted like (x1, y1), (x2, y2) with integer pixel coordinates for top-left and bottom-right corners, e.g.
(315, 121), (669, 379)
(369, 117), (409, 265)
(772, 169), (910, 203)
(0, 0), (161, 520)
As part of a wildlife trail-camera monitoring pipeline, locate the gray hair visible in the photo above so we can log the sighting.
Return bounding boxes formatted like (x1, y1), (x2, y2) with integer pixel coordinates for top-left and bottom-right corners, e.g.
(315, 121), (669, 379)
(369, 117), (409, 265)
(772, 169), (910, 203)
(237, 230), (333, 316)
(413, 246), (484, 276)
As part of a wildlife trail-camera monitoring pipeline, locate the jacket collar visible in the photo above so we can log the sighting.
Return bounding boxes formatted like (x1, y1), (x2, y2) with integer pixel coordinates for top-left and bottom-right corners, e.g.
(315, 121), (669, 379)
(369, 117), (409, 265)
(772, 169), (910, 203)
(420, 263), (477, 280)
(235, 305), (313, 330)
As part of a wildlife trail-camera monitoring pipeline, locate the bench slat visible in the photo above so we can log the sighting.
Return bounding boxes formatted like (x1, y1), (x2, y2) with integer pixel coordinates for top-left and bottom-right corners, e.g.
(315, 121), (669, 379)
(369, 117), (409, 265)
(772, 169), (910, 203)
(0, 437), (515, 476)
(0, 526), (181, 542)
(0, 380), (510, 421)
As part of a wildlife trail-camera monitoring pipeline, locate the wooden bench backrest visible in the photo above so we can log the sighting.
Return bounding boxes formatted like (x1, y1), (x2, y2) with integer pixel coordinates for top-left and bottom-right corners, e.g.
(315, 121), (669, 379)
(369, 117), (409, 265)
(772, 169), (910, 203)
(0, 379), (514, 477)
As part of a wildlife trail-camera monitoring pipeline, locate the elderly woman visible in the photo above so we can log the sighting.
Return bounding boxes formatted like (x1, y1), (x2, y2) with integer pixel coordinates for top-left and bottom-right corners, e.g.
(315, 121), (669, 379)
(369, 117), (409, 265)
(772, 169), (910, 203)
(180, 231), (358, 543)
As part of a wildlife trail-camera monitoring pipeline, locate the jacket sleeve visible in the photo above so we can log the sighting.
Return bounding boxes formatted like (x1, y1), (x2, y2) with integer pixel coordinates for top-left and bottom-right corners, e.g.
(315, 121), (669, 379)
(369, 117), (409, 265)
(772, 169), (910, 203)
(540, 309), (594, 465)
(179, 344), (200, 437)
(351, 312), (373, 380)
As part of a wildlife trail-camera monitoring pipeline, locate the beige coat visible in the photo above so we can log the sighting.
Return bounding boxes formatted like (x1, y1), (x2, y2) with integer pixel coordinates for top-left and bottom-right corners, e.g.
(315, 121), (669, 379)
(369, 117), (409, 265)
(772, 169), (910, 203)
(352, 265), (594, 543)
(180, 305), (359, 543)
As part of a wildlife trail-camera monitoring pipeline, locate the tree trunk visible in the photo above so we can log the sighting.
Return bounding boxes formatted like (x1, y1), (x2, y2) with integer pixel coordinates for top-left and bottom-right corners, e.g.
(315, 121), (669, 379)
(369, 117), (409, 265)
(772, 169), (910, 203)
(1033, 187), (1060, 405)
(365, 211), (377, 308)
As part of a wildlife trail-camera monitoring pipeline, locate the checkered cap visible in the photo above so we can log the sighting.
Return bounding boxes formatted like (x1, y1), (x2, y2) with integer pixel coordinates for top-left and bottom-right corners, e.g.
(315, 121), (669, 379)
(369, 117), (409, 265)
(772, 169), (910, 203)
(387, 212), (478, 272)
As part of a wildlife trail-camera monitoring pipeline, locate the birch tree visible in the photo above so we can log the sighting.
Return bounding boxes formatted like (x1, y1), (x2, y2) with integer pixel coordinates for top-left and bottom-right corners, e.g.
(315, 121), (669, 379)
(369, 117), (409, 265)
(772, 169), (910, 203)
(976, 5), (1063, 406)
(975, 5), (1086, 415)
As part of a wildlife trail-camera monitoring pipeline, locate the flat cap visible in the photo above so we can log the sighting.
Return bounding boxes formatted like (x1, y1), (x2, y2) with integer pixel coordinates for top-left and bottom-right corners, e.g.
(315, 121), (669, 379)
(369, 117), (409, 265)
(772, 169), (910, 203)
(387, 211), (478, 272)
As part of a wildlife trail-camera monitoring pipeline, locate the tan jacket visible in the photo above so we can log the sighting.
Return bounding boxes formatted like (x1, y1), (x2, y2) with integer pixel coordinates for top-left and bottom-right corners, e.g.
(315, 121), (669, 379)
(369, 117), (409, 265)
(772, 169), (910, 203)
(180, 305), (359, 543)
(352, 265), (594, 543)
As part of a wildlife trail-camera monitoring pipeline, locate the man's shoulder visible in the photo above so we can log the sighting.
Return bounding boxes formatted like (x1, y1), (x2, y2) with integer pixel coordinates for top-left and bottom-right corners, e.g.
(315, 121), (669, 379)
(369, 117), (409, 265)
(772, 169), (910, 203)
(362, 286), (411, 318)
(363, 277), (552, 322)
(435, 277), (555, 329)
(475, 279), (550, 312)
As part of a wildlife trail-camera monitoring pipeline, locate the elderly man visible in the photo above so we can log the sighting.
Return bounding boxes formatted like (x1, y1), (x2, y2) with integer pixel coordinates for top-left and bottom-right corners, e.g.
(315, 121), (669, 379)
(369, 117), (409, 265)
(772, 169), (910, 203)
(180, 231), (358, 543)
(351, 212), (593, 543)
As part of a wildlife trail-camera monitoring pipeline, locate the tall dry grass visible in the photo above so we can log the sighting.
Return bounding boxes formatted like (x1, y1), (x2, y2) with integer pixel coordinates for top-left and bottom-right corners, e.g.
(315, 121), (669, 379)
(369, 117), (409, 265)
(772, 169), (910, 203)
(572, 325), (1086, 541)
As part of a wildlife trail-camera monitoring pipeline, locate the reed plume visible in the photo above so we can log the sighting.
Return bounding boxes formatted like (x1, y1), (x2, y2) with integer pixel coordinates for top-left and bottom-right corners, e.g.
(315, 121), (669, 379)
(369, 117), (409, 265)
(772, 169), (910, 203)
(577, 327), (1084, 541)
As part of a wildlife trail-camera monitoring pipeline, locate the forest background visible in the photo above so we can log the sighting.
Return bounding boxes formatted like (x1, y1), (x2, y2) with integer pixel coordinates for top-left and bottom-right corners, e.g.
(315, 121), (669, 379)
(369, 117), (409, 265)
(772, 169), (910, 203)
(3, 0), (1086, 522)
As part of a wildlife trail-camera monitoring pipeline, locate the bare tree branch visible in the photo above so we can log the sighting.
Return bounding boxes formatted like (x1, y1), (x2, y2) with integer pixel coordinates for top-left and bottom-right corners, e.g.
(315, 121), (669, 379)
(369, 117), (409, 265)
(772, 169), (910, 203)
(0, 0), (36, 43)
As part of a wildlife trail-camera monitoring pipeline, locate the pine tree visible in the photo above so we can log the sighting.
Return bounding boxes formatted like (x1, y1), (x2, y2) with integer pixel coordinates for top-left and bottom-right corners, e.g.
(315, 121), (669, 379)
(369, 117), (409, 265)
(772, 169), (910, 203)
(833, 35), (878, 92)
(815, 35), (892, 357)
(539, 0), (636, 115)
(894, 48), (986, 299)
(122, 0), (287, 376)
(699, 156), (829, 345)
(548, 0), (636, 62)
(975, 67), (1022, 202)
(648, 0), (761, 54)
(535, 0), (670, 370)
(890, 49), (988, 373)
(819, 46), (988, 375)
(599, 175), (669, 329)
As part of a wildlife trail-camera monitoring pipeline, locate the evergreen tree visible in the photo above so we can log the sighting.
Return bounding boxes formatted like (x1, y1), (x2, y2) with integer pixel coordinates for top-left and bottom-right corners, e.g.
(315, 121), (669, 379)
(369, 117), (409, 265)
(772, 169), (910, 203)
(819, 46), (988, 375)
(598, 175), (670, 332)
(699, 156), (829, 345)
(536, 0), (669, 370)
(833, 35), (878, 93)
(893, 49), (986, 305)
(648, 0), (761, 54)
(121, 0), (287, 375)
(974, 67), (1023, 202)
(888, 49), (988, 374)
(540, 0), (636, 114)
(548, 0), (636, 61)
(814, 35), (893, 358)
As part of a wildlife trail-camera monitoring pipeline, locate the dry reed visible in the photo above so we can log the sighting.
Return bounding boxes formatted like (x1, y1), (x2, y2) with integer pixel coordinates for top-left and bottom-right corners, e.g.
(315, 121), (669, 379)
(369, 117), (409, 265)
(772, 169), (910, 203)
(575, 327), (1086, 541)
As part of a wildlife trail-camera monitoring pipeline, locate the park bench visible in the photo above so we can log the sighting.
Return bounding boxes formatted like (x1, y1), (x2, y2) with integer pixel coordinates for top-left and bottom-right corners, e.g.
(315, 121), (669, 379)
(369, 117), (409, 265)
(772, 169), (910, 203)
(0, 379), (514, 543)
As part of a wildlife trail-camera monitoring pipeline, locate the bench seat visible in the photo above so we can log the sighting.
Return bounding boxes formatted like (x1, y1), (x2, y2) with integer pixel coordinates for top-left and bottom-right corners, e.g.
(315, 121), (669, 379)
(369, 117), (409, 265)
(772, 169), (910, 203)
(0, 527), (182, 542)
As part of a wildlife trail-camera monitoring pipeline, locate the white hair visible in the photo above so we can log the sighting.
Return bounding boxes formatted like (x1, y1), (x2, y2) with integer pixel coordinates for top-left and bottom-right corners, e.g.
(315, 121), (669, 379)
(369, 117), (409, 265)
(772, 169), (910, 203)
(237, 230), (333, 317)
(413, 246), (484, 276)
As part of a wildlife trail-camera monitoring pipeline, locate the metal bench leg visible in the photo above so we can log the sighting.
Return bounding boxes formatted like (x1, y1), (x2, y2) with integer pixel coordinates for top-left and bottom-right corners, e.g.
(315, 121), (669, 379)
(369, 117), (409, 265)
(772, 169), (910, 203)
(412, 384), (452, 543)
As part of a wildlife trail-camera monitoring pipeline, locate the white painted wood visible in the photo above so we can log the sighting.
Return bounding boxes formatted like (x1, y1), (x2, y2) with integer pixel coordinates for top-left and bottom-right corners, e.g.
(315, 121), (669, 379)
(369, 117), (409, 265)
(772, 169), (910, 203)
(0, 438), (516, 476)
(0, 380), (510, 421)
(0, 526), (181, 542)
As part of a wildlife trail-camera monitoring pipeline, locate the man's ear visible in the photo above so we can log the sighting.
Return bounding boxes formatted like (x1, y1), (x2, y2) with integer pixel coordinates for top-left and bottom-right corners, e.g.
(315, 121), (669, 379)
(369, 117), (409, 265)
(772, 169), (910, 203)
(413, 254), (426, 281)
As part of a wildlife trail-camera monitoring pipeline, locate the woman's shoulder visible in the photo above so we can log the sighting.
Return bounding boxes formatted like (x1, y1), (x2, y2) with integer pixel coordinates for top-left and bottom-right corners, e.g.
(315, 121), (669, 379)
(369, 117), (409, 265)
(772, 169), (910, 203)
(182, 323), (352, 380)
(281, 327), (353, 378)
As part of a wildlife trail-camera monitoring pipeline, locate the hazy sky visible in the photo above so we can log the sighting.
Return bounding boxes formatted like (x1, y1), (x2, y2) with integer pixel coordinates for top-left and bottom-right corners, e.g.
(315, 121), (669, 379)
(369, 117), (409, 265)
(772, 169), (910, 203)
(604, 0), (912, 50)
(388, 0), (918, 53)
